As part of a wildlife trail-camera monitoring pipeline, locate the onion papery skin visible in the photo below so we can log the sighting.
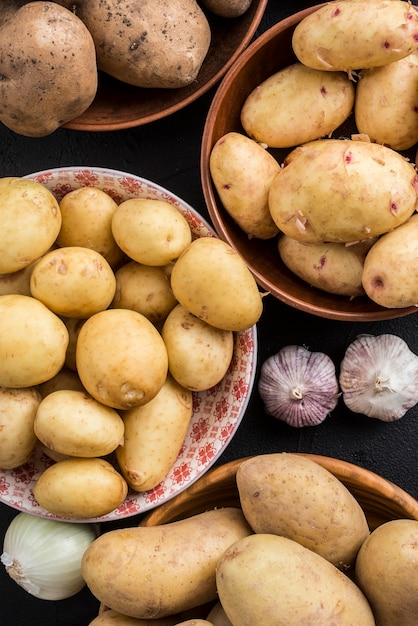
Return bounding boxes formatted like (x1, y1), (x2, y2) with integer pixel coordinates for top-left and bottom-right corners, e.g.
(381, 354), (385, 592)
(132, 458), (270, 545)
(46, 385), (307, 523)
(258, 345), (340, 427)
(1, 512), (96, 600)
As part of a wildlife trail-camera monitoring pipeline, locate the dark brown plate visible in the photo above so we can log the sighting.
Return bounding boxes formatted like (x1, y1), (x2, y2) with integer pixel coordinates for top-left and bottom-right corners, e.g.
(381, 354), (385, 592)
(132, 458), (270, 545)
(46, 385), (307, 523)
(64, 0), (268, 131)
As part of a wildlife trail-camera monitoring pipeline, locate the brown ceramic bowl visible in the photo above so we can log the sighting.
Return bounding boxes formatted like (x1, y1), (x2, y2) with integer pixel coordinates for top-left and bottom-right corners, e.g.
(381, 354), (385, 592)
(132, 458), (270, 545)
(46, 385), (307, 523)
(63, 1), (268, 131)
(142, 454), (418, 532)
(200, 5), (418, 321)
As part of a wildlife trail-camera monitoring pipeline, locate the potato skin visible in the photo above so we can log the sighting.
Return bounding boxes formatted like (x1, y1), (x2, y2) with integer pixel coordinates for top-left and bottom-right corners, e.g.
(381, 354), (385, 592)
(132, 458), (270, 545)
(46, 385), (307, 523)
(69, 0), (211, 88)
(268, 138), (418, 243)
(0, 1), (98, 137)
(33, 457), (128, 519)
(209, 132), (280, 239)
(88, 609), (181, 625)
(362, 214), (418, 308)
(278, 235), (376, 296)
(0, 386), (41, 469)
(355, 519), (418, 626)
(81, 508), (252, 619)
(355, 51), (418, 151)
(116, 374), (193, 492)
(236, 453), (370, 570)
(292, 0), (418, 72)
(216, 534), (375, 626)
(240, 63), (355, 148)
(200, 0), (252, 18)
(171, 237), (263, 331)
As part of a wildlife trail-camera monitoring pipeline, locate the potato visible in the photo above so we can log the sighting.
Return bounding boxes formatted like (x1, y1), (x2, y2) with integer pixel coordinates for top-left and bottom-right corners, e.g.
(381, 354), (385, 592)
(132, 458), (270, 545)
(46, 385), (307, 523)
(112, 199), (192, 266)
(81, 508), (252, 618)
(116, 374), (193, 492)
(216, 534), (375, 626)
(0, 177), (61, 274)
(236, 453), (370, 570)
(0, 386), (41, 469)
(0, 264), (34, 297)
(292, 0), (418, 72)
(161, 305), (234, 391)
(58, 187), (125, 268)
(0, 2), (98, 137)
(171, 237), (263, 331)
(278, 235), (377, 297)
(199, 0), (252, 18)
(175, 622), (213, 625)
(76, 308), (168, 410)
(240, 63), (355, 148)
(33, 457), (128, 519)
(209, 132), (280, 239)
(63, 317), (86, 371)
(34, 389), (124, 458)
(355, 50), (418, 151)
(268, 138), (418, 243)
(88, 610), (181, 626)
(68, 0), (211, 88)
(362, 214), (418, 308)
(0, 294), (69, 388)
(355, 519), (418, 626)
(30, 246), (116, 318)
(37, 366), (85, 397)
(112, 261), (178, 327)
(206, 603), (232, 626)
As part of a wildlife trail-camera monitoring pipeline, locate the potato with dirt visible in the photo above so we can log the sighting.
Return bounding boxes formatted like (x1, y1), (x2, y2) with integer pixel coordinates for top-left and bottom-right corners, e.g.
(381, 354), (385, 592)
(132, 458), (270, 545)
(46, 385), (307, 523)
(0, 1), (98, 137)
(63, 0), (211, 88)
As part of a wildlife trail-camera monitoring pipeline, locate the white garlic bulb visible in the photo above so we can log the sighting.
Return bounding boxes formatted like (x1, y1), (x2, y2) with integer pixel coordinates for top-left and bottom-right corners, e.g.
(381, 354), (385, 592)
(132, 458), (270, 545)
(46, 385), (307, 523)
(258, 345), (340, 427)
(339, 333), (418, 421)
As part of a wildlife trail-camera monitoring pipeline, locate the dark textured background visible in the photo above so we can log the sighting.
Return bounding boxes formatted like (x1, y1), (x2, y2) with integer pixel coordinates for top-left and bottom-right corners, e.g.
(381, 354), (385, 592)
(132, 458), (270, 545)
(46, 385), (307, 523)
(1, 1), (418, 624)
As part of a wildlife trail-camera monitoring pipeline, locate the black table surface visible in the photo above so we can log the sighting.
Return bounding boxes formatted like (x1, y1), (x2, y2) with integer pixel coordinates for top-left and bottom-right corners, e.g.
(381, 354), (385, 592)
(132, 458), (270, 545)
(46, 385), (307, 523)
(2, 1), (418, 624)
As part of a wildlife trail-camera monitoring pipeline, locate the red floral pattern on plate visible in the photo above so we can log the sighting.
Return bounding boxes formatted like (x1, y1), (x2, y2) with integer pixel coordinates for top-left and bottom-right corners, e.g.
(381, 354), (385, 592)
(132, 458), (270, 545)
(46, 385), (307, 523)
(0, 167), (258, 523)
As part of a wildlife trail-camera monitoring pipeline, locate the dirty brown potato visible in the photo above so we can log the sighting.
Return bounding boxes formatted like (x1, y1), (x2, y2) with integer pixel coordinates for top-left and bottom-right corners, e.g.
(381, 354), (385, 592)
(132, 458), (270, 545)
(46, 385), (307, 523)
(0, 1), (98, 136)
(66, 0), (211, 88)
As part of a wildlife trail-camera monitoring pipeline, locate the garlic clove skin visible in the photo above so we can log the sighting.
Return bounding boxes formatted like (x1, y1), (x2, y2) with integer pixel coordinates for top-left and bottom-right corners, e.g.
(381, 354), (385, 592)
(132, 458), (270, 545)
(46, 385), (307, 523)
(339, 333), (418, 421)
(258, 345), (340, 427)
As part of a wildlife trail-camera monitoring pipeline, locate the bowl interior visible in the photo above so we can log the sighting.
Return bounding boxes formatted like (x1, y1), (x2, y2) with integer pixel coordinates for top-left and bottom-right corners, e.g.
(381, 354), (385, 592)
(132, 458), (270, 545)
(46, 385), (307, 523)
(0, 167), (257, 523)
(64, 1), (268, 131)
(200, 5), (418, 322)
(141, 454), (418, 532)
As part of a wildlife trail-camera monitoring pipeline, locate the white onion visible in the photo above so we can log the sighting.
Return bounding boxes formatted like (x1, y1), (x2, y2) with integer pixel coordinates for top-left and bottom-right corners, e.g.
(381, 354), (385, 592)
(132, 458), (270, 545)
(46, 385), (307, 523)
(1, 512), (96, 600)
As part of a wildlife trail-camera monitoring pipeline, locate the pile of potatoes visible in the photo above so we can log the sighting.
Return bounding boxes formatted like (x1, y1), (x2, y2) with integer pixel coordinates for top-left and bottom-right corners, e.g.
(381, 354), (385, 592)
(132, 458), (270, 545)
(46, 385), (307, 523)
(0, 175), (263, 519)
(209, 0), (418, 308)
(0, 0), (255, 137)
(83, 453), (418, 625)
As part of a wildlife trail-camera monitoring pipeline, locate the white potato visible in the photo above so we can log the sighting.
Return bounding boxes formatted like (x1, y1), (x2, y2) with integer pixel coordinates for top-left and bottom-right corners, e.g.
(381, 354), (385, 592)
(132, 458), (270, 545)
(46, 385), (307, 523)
(0, 386), (41, 469)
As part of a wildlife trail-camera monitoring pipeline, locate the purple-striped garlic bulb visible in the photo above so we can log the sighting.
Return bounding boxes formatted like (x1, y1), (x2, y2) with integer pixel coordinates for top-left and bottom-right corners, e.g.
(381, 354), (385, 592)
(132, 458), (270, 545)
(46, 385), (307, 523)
(258, 345), (340, 427)
(340, 333), (418, 421)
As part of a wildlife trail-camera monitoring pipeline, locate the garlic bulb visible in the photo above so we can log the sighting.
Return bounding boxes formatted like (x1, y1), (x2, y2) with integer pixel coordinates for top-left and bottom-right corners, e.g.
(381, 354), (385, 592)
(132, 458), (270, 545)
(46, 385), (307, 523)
(1, 512), (96, 600)
(258, 345), (340, 427)
(340, 333), (418, 421)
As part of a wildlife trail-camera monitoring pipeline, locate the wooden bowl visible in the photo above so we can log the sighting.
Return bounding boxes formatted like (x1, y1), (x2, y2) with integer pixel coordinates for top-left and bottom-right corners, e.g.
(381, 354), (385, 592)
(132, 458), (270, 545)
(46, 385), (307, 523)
(200, 5), (418, 322)
(63, 1), (268, 131)
(141, 454), (418, 532)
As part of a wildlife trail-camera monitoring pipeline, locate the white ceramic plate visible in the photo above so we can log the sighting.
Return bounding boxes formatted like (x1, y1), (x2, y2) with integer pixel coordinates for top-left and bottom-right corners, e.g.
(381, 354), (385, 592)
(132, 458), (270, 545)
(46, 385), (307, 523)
(0, 167), (257, 523)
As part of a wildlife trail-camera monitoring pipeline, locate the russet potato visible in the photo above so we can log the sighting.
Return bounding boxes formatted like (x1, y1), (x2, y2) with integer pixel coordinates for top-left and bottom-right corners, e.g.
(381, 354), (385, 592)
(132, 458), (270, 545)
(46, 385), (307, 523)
(0, 1), (98, 137)
(236, 453), (370, 570)
(216, 534), (375, 625)
(268, 138), (417, 243)
(161, 304), (234, 391)
(209, 132), (280, 239)
(0, 386), (41, 469)
(240, 63), (355, 148)
(76, 308), (168, 410)
(33, 457), (128, 519)
(171, 237), (263, 331)
(0, 294), (69, 388)
(81, 508), (252, 618)
(116, 374), (193, 492)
